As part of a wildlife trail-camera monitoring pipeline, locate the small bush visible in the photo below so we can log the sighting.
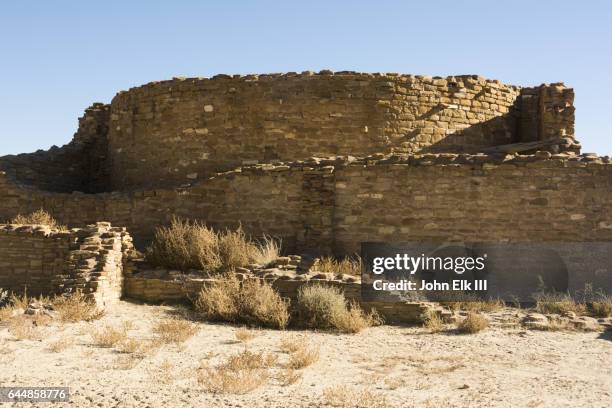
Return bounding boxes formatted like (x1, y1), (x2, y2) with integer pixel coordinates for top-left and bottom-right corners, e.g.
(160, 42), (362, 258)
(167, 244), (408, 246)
(153, 319), (198, 344)
(590, 298), (612, 317)
(296, 284), (380, 333)
(440, 294), (505, 313)
(286, 344), (319, 369)
(198, 350), (275, 394)
(48, 338), (73, 353)
(8, 318), (43, 341)
(278, 368), (302, 386)
(11, 209), (65, 230)
(315, 256), (361, 276)
(533, 292), (587, 315)
(194, 275), (289, 329)
(457, 312), (488, 334)
(235, 328), (257, 343)
(52, 291), (105, 322)
(422, 309), (443, 333)
(146, 217), (281, 272)
(92, 325), (128, 347)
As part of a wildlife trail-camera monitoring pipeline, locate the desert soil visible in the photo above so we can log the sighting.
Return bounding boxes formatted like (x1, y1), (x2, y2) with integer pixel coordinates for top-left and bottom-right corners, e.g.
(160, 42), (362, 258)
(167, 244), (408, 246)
(1, 301), (610, 408)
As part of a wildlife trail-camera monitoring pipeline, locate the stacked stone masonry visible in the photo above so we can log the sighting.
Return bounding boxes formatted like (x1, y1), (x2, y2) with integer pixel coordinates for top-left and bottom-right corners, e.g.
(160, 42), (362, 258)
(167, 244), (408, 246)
(0, 71), (608, 306)
(0, 222), (134, 306)
(0, 72), (575, 192)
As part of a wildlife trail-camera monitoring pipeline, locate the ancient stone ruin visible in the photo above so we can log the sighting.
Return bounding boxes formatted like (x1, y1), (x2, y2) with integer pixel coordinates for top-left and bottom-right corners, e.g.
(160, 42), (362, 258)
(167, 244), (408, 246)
(0, 71), (609, 314)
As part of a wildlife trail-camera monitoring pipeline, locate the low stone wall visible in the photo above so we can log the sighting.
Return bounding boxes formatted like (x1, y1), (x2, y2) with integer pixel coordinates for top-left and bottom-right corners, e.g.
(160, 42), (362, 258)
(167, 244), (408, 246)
(123, 275), (427, 324)
(0, 222), (134, 307)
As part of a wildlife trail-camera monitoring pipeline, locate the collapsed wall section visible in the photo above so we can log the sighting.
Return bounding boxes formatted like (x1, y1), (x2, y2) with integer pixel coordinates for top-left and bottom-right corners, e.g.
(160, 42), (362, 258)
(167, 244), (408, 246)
(0, 103), (110, 193)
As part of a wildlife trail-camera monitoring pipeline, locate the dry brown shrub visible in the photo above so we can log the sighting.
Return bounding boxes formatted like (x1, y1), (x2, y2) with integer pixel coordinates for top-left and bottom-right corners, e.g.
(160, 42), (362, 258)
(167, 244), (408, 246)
(297, 284), (380, 333)
(286, 344), (320, 369)
(251, 236), (281, 267)
(279, 336), (306, 354)
(146, 217), (280, 272)
(315, 256), (361, 276)
(590, 297), (612, 317)
(235, 327), (257, 343)
(533, 292), (587, 315)
(194, 275), (289, 329)
(440, 293), (505, 313)
(323, 386), (390, 408)
(456, 312), (489, 334)
(8, 318), (44, 340)
(197, 350), (275, 394)
(116, 337), (151, 355)
(52, 291), (105, 322)
(11, 209), (64, 229)
(422, 309), (443, 333)
(92, 325), (127, 347)
(153, 319), (198, 344)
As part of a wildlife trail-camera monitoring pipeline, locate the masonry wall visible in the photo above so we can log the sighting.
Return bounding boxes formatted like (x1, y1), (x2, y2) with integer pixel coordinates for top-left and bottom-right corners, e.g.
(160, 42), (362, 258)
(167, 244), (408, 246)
(0, 223), (133, 306)
(333, 157), (612, 254)
(108, 73), (527, 190)
(0, 103), (110, 193)
(0, 226), (70, 296)
(1, 154), (609, 256)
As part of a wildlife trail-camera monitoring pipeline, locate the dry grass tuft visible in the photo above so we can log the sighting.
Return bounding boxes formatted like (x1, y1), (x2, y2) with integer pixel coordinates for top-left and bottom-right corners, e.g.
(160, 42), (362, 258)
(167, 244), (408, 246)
(146, 217), (281, 272)
(439, 293), (505, 313)
(11, 209), (65, 230)
(116, 337), (151, 355)
(323, 385), (390, 408)
(92, 325), (128, 348)
(279, 336), (306, 354)
(297, 284), (381, 333)
(315, 256), (362, 276)
(197, 350), (275, 394)
(235, 327), (257, 343)
(278, 368), (302, 386)
(52, 291), (105, 322)
(533, 292), (587, 315)
(456, 312), (489, 334)
(422, 309), (443, 333)
(8, 318), (44, 340)
(47, 338), (73, 352)
(590, 297), (612, 317)
(149, 360), (175, 384)
(286, 344), (320, 369)
(195, 275), (289, 329)
(153, 319), (198, 344)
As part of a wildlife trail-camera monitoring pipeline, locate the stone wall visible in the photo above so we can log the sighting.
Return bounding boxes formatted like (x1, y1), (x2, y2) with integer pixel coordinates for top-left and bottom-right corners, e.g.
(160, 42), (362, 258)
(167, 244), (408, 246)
(0, 222), (133, 306)
(1, 152), (610, 255)
(0, 103), (110, 193)
(108, 73), (526, 190)
(0, 73), (575, 194)
(123, 275), (427, 324)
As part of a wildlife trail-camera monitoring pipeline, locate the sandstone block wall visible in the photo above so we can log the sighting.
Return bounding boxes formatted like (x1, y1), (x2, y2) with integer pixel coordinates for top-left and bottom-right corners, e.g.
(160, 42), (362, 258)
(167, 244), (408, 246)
(0, 103), (110, 193)
(0, 222), (134, 306)
(1, 153), (610, 257)
(0, 72), (576, 193)
(123, 275), (427, 324)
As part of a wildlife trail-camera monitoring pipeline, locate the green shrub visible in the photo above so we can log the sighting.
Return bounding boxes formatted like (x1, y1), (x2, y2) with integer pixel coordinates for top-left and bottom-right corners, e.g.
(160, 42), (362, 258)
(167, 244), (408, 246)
(194, 275), (289, 329)
(296, 284), (380, 333)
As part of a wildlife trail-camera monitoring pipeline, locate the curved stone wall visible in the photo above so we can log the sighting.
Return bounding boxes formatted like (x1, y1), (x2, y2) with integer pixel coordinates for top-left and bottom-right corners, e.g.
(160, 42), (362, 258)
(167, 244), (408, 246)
(108, 72), (524, 190)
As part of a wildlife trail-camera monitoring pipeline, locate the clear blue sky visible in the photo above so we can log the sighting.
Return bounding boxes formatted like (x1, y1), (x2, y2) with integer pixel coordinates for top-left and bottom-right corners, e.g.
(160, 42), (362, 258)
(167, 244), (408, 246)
(1, 0), (610, 155)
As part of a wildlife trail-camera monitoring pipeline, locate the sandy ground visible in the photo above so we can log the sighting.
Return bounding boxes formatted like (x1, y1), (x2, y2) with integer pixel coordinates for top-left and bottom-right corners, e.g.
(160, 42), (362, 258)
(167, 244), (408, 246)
(0, 301), (611, 408)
